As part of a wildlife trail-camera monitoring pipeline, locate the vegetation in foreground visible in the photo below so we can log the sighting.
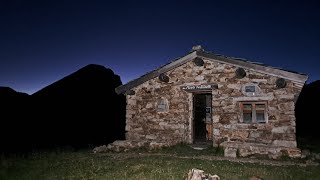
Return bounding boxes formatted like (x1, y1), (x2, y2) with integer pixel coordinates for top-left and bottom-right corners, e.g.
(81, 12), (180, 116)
(1, 145), (320, 180)
(129, 143), (225, 157)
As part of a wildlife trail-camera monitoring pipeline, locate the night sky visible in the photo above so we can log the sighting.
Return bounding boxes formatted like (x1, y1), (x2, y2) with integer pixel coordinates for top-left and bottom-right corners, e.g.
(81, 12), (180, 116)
(1, 0), (319, 95)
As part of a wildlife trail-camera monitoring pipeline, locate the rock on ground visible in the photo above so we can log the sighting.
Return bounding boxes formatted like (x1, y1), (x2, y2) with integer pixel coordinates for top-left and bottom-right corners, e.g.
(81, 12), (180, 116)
(186, 168), (220, 180)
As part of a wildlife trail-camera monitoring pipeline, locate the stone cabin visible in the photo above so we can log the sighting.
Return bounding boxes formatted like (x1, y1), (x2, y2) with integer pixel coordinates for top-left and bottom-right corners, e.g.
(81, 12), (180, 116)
(114, 46), (308, 158)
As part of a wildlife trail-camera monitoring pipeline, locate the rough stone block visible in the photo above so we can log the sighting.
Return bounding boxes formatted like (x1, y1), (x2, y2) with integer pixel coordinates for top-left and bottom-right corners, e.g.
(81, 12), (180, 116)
(195, 75), (204, 81)
(232, 130), (249, 140)
(224, 147), (237, 158)
(146, 103), (153, 109)
(125, 124), (131, 131)
(271, 126), (290, 133)
(249, 131), (261, 138)
(277, 94), (294, 100)
(272, 140), (297, 148)
(227, 83), (241, 90)
(213, 128), (220, 136)
(146, 135), (157, 140)
(284, 148), (301, 158)
(277, 102), (294, 111)
(212, 115), (220, 123)
(127, 99), (137, 105)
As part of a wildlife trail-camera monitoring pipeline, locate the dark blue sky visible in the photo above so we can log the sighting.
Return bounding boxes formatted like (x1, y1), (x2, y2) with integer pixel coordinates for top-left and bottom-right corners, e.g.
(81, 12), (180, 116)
(1, 0), (319, 94)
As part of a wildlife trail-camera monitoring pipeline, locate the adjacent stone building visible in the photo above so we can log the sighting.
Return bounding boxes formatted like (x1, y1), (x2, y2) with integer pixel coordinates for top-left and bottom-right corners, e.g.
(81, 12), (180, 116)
(114, 46), (308, 158)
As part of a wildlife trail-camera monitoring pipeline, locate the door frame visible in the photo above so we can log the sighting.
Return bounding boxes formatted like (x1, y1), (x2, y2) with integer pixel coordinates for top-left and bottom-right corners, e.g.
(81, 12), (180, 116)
(191, 92), (212, 144)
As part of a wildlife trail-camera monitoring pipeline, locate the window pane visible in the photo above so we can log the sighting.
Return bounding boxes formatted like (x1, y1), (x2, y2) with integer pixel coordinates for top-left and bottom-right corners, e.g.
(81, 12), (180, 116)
(158, 104), (166, 109)
(157, 99), (168, 112)
(245, 86), (256, 92)
(256, 111), (265, 123)
(256, 104), (265, 109)
(158, 100), (165, 105)
(243, 112), (252, 123)
(243, 104), (252, 109)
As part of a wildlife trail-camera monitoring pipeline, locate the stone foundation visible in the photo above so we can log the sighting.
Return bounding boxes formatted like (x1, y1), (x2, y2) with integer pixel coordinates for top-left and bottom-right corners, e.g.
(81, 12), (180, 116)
(93, 140), (171, 153)
(221, 142), (301, 159)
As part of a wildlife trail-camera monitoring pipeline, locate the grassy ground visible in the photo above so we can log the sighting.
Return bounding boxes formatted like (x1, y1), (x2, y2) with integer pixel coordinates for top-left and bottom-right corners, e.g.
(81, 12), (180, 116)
(1, 146), (320, 180)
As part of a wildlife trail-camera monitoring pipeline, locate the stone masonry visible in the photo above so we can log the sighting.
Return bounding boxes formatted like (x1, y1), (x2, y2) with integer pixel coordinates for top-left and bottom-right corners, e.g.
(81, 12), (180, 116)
(114, 50), (307, 158)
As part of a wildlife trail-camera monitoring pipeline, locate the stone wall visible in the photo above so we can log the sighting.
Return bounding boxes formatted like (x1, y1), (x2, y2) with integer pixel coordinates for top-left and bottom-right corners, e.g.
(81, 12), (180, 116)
(125, 78), (190, 145)
(125, 58), (303, 157)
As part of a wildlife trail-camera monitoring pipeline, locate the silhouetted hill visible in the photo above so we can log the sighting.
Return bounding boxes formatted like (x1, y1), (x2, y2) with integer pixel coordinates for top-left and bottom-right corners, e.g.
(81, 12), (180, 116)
(0, 87), (31, 153)
(0, 86), (29, 98)
(1, 64), (126, 153)
(296, 80), (320, 138)
(31, 64), (126, 148)
(0, 86), (29, 111)
(33, 64), (121, 97)
(0, 86), (30, 118)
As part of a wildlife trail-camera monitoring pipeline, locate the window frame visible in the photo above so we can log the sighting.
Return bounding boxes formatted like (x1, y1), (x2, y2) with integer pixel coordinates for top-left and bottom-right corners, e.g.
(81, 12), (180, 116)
(239, 101), (268, 123)
(241, 83), (261, 96)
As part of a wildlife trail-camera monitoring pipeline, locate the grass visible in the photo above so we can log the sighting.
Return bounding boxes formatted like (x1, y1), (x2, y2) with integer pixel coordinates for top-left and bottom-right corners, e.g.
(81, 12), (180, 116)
(129, 143), (225, 156)
(1, 146), (320, 180)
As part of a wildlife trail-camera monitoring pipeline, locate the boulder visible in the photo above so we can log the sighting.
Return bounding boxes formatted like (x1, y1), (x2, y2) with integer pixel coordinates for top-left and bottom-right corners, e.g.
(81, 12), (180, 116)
(186, 168), (220, 180)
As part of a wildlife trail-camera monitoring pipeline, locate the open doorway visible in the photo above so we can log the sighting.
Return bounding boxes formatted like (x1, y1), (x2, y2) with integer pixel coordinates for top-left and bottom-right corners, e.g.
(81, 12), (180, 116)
(193, 93), (212, 144)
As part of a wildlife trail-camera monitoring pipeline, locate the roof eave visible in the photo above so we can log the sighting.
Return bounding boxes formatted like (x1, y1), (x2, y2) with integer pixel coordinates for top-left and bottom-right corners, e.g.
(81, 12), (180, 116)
(196, 51), (308, 84)
(116, 50), (308, 94)
(115, 51), (198, 94)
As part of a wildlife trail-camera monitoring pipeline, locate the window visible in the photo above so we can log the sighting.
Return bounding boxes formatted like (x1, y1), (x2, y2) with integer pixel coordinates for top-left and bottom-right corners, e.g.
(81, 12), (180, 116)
(157, 98), (169, 112)
(242, 83), (261, 96)
(240, 101), (267, 123)
(245, 86), (255, 93)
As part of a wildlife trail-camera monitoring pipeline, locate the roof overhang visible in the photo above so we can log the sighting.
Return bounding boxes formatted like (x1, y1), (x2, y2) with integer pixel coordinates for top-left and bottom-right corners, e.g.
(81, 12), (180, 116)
(115, 51), (197, 94)
(197, 51), (308, 84)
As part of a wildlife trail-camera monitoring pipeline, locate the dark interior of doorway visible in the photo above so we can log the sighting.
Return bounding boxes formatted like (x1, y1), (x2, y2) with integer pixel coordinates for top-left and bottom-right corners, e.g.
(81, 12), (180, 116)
(193, 93), (212, 144)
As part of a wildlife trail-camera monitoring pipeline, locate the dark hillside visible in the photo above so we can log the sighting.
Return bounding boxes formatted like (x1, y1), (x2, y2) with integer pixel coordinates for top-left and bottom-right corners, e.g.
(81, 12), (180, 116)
(1, 64), (126, 153)
(0, 87), (31, 153)
(32, 64), (126, 148)
(296, 80), (320, 138)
